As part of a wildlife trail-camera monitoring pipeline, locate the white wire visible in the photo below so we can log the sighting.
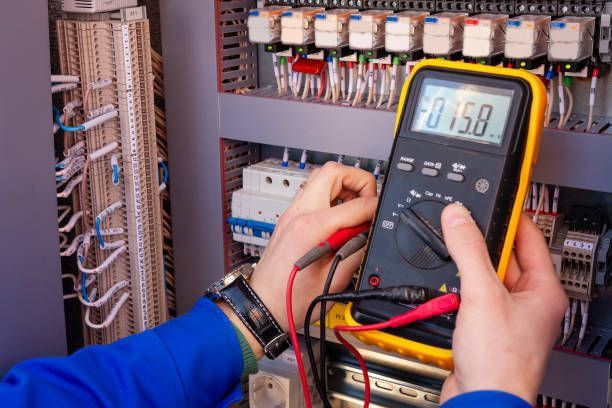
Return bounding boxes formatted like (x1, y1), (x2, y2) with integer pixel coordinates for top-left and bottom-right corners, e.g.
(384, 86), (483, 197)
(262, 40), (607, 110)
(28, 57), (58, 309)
(78, 280), (129, 308)
(84, 287), (130, 330)
(57, 175), (83, 198)
(58, 211), (83, 233)
(58, 205), (72, 224)
(77, 243), (127, 274)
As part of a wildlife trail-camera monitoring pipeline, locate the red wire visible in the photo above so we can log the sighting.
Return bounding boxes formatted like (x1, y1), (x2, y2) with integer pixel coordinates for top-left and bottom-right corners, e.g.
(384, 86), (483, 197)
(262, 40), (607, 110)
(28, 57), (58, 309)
(334, 328), (371, 408)
(286, 265), (313, 408)
(317, 69), (326, 99)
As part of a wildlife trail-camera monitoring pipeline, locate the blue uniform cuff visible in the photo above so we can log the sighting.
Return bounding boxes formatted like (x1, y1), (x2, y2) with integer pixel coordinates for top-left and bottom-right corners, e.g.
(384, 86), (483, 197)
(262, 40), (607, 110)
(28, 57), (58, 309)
(442, 390), (531, 408)
(154, 298), (245, 408)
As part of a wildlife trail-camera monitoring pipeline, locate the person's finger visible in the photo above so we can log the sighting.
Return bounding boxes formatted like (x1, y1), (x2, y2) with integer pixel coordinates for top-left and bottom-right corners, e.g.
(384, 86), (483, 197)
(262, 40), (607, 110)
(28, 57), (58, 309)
(503, 252), (522, 292)
(297, 162), (377, 208)
(304, 196), (378, 240)
(441, 204), (500, 297)
(292, 168), (320, 202)
(512, 215), (560, 292)
(335, 189), (359, 203)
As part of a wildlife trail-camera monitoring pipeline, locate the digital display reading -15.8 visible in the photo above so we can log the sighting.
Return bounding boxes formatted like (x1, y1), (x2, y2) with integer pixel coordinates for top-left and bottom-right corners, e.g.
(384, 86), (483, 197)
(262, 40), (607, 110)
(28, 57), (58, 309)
(411, 78), (514, 145)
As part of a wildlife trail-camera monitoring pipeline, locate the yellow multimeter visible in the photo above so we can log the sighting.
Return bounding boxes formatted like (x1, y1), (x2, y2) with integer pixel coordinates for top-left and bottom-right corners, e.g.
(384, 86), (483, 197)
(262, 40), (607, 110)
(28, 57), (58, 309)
(347, 59), (546, 370)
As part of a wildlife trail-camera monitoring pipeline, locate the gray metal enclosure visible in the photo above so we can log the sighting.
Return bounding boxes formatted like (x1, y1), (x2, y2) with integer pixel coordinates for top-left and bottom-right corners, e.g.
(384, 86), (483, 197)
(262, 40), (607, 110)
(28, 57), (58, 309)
(0, 1), (67, 374)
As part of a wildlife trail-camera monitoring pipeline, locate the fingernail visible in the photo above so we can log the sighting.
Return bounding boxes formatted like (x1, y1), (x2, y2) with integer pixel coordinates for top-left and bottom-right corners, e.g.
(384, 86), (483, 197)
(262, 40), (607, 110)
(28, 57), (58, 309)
(444, 203), (473, 228)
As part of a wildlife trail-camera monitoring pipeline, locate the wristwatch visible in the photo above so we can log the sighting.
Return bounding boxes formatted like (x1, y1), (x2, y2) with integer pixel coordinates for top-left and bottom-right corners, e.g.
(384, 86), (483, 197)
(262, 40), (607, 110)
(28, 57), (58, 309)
(205, 263), (290, 359)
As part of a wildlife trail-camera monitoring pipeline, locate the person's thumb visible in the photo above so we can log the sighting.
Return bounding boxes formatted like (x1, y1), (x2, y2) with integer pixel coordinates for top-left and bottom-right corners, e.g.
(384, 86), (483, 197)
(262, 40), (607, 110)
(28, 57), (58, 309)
(441, 203), (500, 297)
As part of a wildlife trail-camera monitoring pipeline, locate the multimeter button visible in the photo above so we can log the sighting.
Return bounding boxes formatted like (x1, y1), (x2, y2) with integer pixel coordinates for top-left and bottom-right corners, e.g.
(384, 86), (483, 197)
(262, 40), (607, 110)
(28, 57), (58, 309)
(421, 168), (439, 177)
(397, 162), (414, 172)
(475, 178), (490, 194)
(446, 172), (465, 182)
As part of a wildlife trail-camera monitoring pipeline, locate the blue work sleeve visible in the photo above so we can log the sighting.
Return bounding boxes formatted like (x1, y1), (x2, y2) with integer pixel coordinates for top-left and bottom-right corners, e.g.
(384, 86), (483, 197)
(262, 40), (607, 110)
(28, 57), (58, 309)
(442, 390), (532, 408)
(1, 298), (244, 408)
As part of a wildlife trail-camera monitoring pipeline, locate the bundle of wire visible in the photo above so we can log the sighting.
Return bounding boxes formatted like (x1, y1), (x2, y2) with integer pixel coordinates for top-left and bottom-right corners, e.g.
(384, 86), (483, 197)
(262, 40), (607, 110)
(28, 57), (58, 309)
(285, 225), (461, 408)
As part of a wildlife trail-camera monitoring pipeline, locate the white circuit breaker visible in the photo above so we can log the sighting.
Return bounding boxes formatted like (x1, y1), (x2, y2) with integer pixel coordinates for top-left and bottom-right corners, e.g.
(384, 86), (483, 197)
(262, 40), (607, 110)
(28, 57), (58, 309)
(230, 159), (315, 257)
(247, 6), (291, 44)
(281, 7), (324, 45)
(423, 12), (468, 56)
(504, 15), (550, 60)
(385, 11), (429, 53)
(61, 0), (137, 13)
(314, 9), (357, 49)
(463, 14), (508, 58)
(548, 16), (596, 61)
(349, 10), (394, 50)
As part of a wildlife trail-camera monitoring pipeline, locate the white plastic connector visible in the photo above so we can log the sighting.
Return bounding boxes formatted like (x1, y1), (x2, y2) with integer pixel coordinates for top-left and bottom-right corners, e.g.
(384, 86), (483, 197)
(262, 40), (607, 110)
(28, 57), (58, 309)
(87, 104), (116, 120)
(504, 15), (550, 59)
(385, 11), (428, 53)
(88, 78), (113, 91)
(463, 14), (508, 58)
(89, 141), (119, 161)
(281, 7), (324, 45)
(548, 17), (596, 61)
(349, 10), (393, 50)
(423, 12), (468, 56)
(63, 99), (82, 116)
(81, 110), (118, 131)
(51, 75), (80, 83)
(65, 141), (86, 158)
(247, 6), (290, 44)
(51, 83), (78, 94)
(314, 9), (356, 49)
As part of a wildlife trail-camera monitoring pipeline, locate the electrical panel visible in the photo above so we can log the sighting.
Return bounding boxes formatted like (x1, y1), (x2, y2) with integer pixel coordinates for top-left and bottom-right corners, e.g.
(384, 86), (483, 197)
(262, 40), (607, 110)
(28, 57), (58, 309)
(210, 0), (612, 407)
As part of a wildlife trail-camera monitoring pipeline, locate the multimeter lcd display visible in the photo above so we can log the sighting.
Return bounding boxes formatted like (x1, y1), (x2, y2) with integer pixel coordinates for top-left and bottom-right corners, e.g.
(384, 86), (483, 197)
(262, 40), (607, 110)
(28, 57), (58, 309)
(411, 78), (514, 146)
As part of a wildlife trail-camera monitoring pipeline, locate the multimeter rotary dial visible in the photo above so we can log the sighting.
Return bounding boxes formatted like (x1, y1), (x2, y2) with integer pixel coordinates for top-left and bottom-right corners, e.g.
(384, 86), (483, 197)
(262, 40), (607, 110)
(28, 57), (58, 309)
(395, 200), (451, 270)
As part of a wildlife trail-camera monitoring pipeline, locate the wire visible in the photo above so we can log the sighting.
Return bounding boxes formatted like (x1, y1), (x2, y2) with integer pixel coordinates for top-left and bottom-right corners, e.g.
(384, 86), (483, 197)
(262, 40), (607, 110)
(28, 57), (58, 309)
(58, 211), (83, 233)
(78, 279), (129, 308)
(587, 67), (599, 131)
(84, 287), (130, 330)
(333, 329), (371, 407)
(286, 265), (313, 408)
(319, 255), (342, 395)
(53, 107), (85, 132)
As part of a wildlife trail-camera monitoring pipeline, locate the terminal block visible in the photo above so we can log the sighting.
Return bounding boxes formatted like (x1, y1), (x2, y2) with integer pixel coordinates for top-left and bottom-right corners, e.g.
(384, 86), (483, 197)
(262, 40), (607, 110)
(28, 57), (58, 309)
(436, 0), (475, 13)
(61, 0), (137, 13)
(423, 12), (468, 59)
(385, 11), (428, 61)
(349, 10), (394, 53)
(462, 14), (508, 64)
(560, 231), (599, 301)
(230, 159), (315, 257)
(528, 212), (565, 247)
(548, 17), (596, 63)
(315, 9), (357, 49)
(515, 0), (558, 15)
(364, 0), (398, 9)
(558, 0), (606, 16)
(397, 0), (436, 12)
(474, 0), (515, 14)
(248, 6), (291, 44)
(504, 15), (550, 68)
(281, 7), (325, 46)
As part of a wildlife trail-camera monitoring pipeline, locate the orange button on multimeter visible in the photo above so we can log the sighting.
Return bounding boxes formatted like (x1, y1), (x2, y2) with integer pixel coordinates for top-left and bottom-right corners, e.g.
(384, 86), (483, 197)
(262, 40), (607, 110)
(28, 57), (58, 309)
(348, 59), (546, 369)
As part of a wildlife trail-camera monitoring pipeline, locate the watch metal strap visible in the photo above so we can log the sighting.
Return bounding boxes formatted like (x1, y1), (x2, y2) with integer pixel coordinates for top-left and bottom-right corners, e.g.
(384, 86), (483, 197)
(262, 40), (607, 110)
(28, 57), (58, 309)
(219, 275), (290, 359)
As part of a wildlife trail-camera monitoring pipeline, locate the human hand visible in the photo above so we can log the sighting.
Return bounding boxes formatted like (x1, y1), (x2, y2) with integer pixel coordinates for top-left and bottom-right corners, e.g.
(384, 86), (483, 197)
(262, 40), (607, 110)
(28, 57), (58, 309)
(439, 204), (568, 405)
(229, 162), (377, 357)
